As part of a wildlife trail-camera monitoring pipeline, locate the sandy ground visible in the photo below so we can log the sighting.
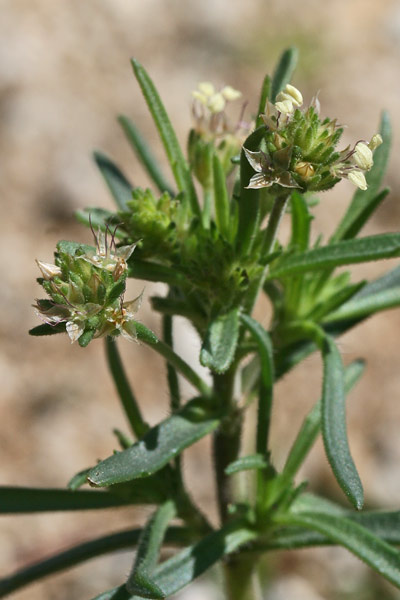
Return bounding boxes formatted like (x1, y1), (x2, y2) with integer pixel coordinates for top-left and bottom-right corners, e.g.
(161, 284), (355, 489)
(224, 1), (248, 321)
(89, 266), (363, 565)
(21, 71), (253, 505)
(2, 1), (400, 598)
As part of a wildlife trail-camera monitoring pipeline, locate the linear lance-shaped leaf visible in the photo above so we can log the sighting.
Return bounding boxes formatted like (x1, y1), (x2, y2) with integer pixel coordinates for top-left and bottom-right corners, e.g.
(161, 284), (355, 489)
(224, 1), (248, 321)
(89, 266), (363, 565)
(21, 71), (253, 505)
(88, 399), (220, 487)
(127, 501), (176, 598)
(280, 510), (400, 589)
(269, 233), (400, 278)
(94, 151), (133, 211)
(91, 521), (256, 600)
(200, 307), (240, 374)
(131, 59), (199, 217)
(0, 487), (131, 513)
(118, 115), (174, 195)
(321, 336), (364, 509)
(270, 47), (299, 102)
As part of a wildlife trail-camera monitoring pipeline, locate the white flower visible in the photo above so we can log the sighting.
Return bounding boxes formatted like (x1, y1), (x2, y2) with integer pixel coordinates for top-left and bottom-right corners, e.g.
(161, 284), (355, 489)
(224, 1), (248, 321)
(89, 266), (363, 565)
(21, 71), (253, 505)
(207, 92), (225, 114)
(221, 86), (242, 101)
(275, 99), (295, 114)
(351, 142), (373, 171)
(347, 170), (367, 190)
(276, 84), (303, 108)
(368, 134), (383, 151)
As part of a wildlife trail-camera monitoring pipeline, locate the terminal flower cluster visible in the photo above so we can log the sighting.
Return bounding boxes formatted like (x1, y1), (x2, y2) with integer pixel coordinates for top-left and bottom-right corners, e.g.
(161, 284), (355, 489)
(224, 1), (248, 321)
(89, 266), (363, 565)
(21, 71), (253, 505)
(34, 230), (140, 346)
(245, 84), (382, 193)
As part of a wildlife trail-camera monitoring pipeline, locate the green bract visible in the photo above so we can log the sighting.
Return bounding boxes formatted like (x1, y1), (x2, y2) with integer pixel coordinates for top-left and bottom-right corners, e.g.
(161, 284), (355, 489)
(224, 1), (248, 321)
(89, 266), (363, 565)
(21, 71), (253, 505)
(15, 48), (400, 600)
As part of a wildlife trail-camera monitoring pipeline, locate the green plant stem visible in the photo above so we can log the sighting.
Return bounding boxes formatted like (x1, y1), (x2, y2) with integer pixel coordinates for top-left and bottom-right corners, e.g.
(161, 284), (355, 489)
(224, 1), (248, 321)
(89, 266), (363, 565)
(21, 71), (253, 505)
(212, 369), (241, 524)
(105, 337), (149, 439)
(223, 553), (262, 600)
(245, 194), (290, 316)
(138, 333), (212, 398)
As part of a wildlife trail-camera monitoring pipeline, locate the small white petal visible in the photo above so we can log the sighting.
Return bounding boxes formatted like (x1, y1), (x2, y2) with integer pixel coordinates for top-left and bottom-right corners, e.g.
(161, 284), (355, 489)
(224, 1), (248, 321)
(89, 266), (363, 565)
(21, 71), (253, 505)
(197, 82), (215, 97)
(36, 260), (62, 280)
(192, 90), (208, 105)
(221, 86), (242, 101)
(66, 321), (85, 343)
(207, 93), (225, 113)
(275, 99), (294, 114)
(276, 84), (303, 107)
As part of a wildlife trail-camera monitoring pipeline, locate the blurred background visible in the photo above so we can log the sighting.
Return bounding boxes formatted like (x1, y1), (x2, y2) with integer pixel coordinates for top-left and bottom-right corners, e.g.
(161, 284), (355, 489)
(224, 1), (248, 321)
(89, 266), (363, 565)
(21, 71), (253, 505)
(1, 0), (400, 598)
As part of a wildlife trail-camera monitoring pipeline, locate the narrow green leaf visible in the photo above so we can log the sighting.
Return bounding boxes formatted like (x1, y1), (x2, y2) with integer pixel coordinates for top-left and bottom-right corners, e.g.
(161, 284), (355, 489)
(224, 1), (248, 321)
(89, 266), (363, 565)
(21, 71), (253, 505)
(324, 286), (400, 324)
(225, 454), (269, 475)
(162, 314), (181, 412)
(57, 239), (95, 256)
(331, 112), (392, 242)
(213, 153), (230, 241)
(269, 233), (400, 278)
(200, 307), (240, 374)
(0, 527), (189, 599)
(270, 47), (299, 102)
(118, 115), (174, 195)
(236, 127), (266, 257)
(94, 151), (133, 211)
(68, 467), (92, 490)
(281, 359), (364, 485)
(91, 521), (256, 600)
(128, 260), (185, 286)
(131, 59), (199, 217)
(281, 510), (400, 589)
(289, 191), (311, 252)
(87, 399), (220, 487)
(105, 337), (149, 439)
(0, 487), (131, 513)
(29, 323), (66, 336)
(127, 501), (176, 598)
(76, 208), (125, 239)
(135, 324), (211, 397)
(255, 74), (271, 128)
(321, 336), (364, 509)
(241, 315), (274, 454)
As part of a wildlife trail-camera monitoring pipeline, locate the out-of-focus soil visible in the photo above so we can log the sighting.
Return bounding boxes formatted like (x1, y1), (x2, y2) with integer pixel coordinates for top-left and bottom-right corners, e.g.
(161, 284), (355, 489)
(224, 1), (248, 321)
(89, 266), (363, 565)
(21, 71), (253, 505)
(1, 1), (400, 598)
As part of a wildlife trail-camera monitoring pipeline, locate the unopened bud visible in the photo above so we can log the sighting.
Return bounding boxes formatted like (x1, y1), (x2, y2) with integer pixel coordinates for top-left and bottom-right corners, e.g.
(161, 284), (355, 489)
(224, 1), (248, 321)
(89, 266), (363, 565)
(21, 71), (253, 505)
(352, 142), (373, 171)
(275, 99), (294, 114)
(276, 84), (303, 107)
(295, 161), (315, 180)
(368, 134), (383, 151)
(36, 260), (62, 280)
(348, 170), (367, 191)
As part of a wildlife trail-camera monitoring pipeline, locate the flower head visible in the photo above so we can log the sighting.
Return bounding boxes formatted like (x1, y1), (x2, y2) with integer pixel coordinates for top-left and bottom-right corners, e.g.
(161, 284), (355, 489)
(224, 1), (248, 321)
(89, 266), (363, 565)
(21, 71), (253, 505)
(245, 85), (383, 193)
(34, 233), (141, 347)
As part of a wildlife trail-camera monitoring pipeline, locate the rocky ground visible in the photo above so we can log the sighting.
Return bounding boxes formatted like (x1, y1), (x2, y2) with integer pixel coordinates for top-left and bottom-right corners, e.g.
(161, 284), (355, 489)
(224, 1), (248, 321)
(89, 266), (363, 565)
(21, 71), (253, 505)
(2, 1), (400, 598)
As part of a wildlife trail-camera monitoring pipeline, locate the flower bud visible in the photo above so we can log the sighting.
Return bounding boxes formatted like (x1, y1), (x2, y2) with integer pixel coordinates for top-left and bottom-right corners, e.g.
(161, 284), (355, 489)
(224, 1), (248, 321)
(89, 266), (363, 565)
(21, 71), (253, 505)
(352, 142), (373, 171)
(275, 99), (294, 114)
(368, 134), (383, 151)
(276, 84), (303, 107)
(295, 161), (315, 180)
(197, 82), (215, 97)
(347, 170), (367, 190)
(36, 260), (62, 280)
